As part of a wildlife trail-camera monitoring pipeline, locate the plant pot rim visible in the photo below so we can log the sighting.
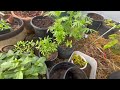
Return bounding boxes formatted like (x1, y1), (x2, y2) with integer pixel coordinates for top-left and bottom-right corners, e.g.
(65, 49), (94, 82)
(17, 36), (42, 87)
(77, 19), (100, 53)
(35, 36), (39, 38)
(63, 66), (88, 79)
(1, 45), (15, 52)
(11, 11), (44, 21)
(30, 16), (53, 30)
(49, 61), (75, 75)
(0, 17), (24, 41)
(47, 51), (58, 61)
(87, 13), (104, 21)
(69, 51), (88, 69)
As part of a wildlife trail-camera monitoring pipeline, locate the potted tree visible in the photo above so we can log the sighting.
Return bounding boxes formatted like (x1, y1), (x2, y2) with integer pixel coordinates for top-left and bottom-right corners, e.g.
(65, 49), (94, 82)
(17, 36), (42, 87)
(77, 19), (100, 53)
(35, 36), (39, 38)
(87, 13), (104, 31)
(0, 50), (48, 79)
(11, 11), (44, 34)
(35, 36), (58, 68)
(47, 11), (93, 59)
(30, 15), (54, 38)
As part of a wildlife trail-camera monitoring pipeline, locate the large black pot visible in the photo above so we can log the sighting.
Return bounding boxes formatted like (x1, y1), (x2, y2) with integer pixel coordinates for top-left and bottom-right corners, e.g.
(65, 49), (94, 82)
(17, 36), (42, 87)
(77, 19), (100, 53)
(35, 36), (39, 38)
(87, 13), (104, 31)
(48, 62), (87, 79)
(0, 16), (24, 41)
(30, 16), (54, 38)
(58, 45), (74, 59)
(63, 67), (88, 79)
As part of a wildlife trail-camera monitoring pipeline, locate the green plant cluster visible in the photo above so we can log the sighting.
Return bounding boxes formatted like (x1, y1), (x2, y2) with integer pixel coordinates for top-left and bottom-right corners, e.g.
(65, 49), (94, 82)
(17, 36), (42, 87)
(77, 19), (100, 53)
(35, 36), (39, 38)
(72, 53), (88, 68)
(0, 19), (11, 31)
(35, 36), (58, 59)
(46, 11), (93, 48)
(0, 50), (47, 79)
(104, 19), (120, 28)
(13, 40), (35, 54)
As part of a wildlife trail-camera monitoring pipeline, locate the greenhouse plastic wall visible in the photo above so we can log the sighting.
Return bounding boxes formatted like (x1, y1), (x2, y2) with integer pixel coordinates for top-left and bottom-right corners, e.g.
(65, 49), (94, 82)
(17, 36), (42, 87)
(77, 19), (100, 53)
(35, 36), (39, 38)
(82, 11), (120, 22)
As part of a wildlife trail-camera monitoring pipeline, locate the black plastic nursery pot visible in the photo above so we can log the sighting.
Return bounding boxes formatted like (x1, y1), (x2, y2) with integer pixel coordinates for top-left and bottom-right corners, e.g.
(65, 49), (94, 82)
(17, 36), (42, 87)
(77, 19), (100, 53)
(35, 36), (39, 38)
(107, 71), (120, 79)
(48, 62), (87, 79)
(87, 13), (104, 31)
(58, 45), (74, 59)
(63, 66), (88, 79)
(0, 15), (24, 41)
(30, 16), (54, 38)
(98, 20), (119, 39)
(0, 29), (11, 35)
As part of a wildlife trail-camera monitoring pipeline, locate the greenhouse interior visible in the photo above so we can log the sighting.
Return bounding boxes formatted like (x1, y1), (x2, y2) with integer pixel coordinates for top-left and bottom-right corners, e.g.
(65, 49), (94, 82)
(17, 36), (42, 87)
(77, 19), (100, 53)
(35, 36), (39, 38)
(0, 11), (120, 79)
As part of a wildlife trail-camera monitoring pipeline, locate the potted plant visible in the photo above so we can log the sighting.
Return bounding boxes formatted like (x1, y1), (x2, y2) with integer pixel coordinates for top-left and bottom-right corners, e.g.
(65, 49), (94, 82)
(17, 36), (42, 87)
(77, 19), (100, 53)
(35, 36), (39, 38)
(11, 11), (44, 34)
(0, 14), (24, 41)
(30, 15), (54, 38)
(0, 19), (12, 35)
(99, 19), (120, 38)
(87, 13), (104, 31)
(48, 61), (87, 79)
(35, 36), (58, 61)
(103, 34), (120, 55)
(70, 53), (88, 69)
(47, 11), (93, 59)
(0, 50), (48, 79)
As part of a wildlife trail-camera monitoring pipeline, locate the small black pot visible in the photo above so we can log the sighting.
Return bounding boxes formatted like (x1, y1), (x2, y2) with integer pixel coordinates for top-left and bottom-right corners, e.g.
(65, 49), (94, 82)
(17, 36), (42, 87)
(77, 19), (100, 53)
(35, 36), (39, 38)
(30, 16), (54, 38)
(107, 71), (120, 79)
(58, 45), (74, 59)
(98, 20), (119, 39)
(48, 62), (77, 79)
(63, 66), (88, 79)
(87, 13), (104, 31)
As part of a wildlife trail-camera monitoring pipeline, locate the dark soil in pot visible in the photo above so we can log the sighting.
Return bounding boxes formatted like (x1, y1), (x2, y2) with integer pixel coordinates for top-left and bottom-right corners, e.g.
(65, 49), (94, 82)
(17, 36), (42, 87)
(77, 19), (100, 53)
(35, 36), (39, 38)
(98, 20), (119, 39)
(31, 16), (54, 38)
(58, 44), (74, 59)
(64, 66), (88, 79)
(14, 11), (43, 18)
(49, 62), (76, 79)
(87, 13), (104, 31)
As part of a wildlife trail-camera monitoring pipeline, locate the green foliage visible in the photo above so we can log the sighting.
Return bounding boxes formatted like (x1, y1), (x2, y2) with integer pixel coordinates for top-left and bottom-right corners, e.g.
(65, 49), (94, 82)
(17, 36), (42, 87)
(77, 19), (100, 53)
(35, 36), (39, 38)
(47, 11), (93, 47)
(103, 34), (119, 49)
(13, 40), (35, 54)
(72, 53), (88, 68)
(0, 19), (11, 31)
(35, 36), (58, 59)
(104, 19), (120, 29)
(0, 50), (47, 79)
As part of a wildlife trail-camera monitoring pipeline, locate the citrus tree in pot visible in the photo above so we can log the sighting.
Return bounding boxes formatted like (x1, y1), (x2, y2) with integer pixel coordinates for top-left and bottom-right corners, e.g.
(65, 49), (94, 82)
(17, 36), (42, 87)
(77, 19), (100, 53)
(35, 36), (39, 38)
(35, 36), (58, 68)
(11, 11), (44, 34)
(47, 11), (93, 59)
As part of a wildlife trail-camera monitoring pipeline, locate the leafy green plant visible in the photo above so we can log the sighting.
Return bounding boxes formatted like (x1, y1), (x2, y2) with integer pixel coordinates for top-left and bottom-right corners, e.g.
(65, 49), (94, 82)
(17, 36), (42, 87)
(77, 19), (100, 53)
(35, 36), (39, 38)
(0, 19), (11, 31)
(103, 34), (119, 49)
(13, 40), (35, 54)
(104, 19), (120, 29)
(0, 50), (47, 79)
(35, 36), (58, 59)
(47, 11), (93, 48)
(72, 53), (88, 68)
